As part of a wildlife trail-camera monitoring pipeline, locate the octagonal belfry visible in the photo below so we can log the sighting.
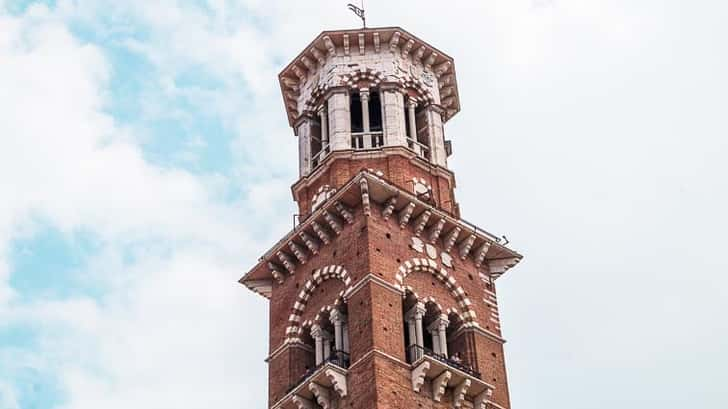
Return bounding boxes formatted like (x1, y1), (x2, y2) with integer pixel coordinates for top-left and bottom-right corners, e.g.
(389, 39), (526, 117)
(241, 26), (523, 409)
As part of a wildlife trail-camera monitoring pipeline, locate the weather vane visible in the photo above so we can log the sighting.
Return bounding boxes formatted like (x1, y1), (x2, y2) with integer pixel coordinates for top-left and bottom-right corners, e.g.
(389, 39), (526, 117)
(347, 1), (366, 28)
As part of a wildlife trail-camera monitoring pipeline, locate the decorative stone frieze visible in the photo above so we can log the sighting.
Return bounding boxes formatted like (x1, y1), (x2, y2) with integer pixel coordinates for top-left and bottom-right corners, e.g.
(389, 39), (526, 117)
(443, 226), (462, 253)
(432, 370), (451, 402)
(382, 196), (397, 220)
(288, 241), (308, 264)
(309, 382), (331, 409)
(427, 218), (446, 243)
(459, 234), (477, 260)
(359, 178), (371, 216)
(453, 379), (472, 408)
(311, 221), (331, 245)
(299, 232), (320, 255)
(277, 251), (296, 274)
(323, 210), (343, 235)
(334, 201), (354, 224)
(325, 369), (348, 397)
(474, 388), (494, 409)
(411, 361), (430, 392)
(474, 241), (492, 268)
(410, 237), (425, 253)
(413, 210), (431, 237)
(440, 252), (453, 268)
(292, 395), (315, 409)
(398, 202), (416, 228)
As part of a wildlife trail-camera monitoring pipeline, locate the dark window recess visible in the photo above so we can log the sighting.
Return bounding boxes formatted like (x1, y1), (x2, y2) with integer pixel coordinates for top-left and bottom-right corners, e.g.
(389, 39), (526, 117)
(350, 93), (363, 133)
(310, 118), (322, 157)
(415, 106), (428, 146)
(369, 91), (382, 131)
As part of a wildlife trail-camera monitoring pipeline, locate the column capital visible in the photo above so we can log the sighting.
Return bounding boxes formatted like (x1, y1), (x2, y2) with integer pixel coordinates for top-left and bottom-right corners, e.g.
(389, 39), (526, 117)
(311, 324), (332, 340)
(330, 309), (347, 325)
(405, 302), (426, 321)
(427, 314), (450, 333)
(407, 98), (419, 108)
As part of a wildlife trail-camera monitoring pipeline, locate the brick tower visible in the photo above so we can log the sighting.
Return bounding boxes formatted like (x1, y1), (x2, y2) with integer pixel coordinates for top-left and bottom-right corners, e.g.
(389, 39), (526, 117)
(240, 27), (523, 409)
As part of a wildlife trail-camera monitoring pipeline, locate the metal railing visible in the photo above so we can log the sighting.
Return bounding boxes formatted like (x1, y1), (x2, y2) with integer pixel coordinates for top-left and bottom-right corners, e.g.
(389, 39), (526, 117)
(406, 345), (481, 379)
(286, 350), (350, 394)
(406, 138), (430, 160)
(351, 132), (384, 150)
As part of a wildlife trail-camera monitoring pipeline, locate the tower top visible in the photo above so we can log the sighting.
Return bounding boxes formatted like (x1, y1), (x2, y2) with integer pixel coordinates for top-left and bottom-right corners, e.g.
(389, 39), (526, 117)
(241, 23), (524, 409)
(278, 27), (461, 128)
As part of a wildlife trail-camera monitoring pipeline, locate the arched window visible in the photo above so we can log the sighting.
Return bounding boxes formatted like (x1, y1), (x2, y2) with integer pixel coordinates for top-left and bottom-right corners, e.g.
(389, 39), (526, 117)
(310, 306), (350, 369)
(310, 102), (329, 169)
(424, 302), (448, 358)
(351, 89), (384, 149)
(369, 90), (382, 132)
(350, 92), (363, 133)
(404, 98), (430, 160)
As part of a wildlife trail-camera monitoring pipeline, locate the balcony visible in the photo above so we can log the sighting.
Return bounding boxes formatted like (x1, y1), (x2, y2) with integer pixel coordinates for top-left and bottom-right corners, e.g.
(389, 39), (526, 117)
(407, 345), (494, 408)
(406, 138), (430, 160)
(311, 144), (331, 170)
(351, 131), (384, 150)
(275, 351), (349, 409)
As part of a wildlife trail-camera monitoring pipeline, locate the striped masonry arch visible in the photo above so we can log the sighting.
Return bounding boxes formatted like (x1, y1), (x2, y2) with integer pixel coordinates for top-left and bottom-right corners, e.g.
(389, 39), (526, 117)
(285, 265), (352, 343)
(395, 258), (478, 326)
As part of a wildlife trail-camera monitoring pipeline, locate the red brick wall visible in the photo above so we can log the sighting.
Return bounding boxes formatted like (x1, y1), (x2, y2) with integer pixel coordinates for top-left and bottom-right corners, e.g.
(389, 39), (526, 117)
(293, 150), (459, 219)
(263, 194), (512, 408)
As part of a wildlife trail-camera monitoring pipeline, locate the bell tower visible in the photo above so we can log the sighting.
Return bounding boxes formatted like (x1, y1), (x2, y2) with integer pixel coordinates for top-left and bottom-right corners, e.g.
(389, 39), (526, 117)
(241, 27), (523, 409)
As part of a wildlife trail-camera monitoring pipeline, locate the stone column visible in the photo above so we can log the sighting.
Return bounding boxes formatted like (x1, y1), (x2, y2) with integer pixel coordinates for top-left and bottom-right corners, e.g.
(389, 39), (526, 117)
(318, 106), (329, 148)
(437, 315), (449, 357)
(427, 315), (450, 357)
(330, 310), (347, 353)
(311, 325), (324, 365)
(327, 90), (351, 151)
(406, 302), (426, 361)
(360, 88), (370, 134)
(407, 98), (418, 142)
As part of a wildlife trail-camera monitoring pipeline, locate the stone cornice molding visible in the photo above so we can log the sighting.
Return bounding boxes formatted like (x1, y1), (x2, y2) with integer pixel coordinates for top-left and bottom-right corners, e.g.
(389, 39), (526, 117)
(291, 146), (457, 199)
(241, 170), (522, 299)
(278, 27), (460, 127)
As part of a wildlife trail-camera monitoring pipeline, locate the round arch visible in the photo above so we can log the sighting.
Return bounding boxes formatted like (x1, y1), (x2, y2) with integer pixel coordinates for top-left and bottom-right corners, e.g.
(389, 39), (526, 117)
(395, 257), (478, 326)
(285, 265), (351, 343)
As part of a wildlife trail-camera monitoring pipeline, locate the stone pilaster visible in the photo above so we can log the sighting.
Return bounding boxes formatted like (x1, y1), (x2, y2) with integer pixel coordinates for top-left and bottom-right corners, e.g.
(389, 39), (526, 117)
(327, 90), (351, 151)
(382, 88), (406, 147)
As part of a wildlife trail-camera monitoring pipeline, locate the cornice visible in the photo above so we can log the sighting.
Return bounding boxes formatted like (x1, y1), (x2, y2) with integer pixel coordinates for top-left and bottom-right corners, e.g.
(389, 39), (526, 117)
(240, 170), (523, 298)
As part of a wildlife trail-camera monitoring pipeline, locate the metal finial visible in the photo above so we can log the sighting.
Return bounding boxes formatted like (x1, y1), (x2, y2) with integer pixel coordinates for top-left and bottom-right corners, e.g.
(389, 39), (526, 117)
(347, 1), (366, 28)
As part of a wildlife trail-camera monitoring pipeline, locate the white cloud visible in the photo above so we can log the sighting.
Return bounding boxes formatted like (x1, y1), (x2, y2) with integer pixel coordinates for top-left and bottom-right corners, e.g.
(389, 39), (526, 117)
(0, 5), (268, 408)
(1, 1), (728, 408)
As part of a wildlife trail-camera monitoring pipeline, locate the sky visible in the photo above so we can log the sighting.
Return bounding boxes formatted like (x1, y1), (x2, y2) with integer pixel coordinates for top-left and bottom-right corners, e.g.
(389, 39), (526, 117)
(0, 0), (727, 408)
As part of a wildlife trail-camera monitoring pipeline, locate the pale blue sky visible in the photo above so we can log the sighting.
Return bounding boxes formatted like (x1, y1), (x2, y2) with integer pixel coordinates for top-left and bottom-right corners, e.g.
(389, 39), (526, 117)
(1, 1), (727, 408)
